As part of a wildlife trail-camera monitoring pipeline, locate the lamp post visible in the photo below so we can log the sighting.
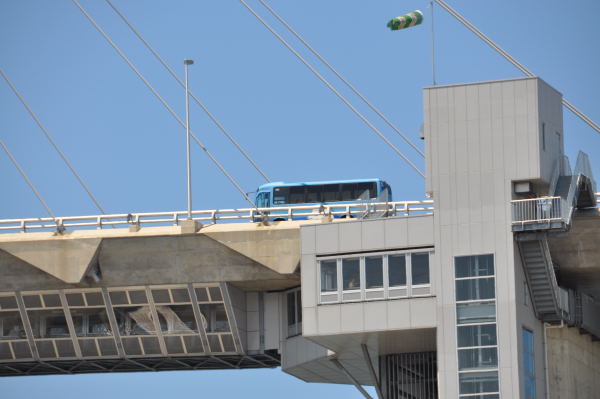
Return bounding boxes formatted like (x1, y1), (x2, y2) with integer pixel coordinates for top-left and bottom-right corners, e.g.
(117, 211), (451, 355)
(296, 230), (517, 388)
(184, 59), (194, 220)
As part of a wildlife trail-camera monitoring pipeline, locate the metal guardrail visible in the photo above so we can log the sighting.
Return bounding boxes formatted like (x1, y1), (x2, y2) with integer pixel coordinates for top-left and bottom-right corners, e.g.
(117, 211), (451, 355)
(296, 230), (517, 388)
(511, 193), (600, 226)
(0, 200), (434, 233)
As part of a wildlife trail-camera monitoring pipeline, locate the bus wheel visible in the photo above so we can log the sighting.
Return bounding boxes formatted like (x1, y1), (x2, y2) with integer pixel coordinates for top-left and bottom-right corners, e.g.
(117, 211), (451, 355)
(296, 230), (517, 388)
(273, 218), (286, 222)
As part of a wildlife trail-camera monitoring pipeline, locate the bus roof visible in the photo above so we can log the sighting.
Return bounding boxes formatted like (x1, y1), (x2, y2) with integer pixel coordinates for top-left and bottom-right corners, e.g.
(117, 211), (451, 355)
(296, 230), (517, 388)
(257, 178), (384, 191)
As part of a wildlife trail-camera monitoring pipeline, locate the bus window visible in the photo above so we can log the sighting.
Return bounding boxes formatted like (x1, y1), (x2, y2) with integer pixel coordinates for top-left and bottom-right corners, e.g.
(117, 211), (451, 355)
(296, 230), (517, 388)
(273, 187), (289, 205)
(289, 186), (305, 204)
(322, 184), (339, 202)
(340, 184), (354, 201)
(355, 182), (376, 199)
(306, 185), (322, 203)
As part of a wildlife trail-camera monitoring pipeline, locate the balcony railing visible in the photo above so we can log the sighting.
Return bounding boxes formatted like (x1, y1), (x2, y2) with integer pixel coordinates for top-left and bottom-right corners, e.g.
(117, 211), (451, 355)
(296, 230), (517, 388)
(511, 193), (599, 230)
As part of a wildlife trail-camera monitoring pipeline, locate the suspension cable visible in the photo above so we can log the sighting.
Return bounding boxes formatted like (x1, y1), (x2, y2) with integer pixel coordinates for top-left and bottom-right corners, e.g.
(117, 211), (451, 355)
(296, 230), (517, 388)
(104, 0), (271, 182)
(434, 0), (600, 135)
(0, 69), (106, 214)
(239, 0), (424, 178)
(257, 0), (424, 158)
(71, 0), (255, 206)
(1, 139), (56, 219)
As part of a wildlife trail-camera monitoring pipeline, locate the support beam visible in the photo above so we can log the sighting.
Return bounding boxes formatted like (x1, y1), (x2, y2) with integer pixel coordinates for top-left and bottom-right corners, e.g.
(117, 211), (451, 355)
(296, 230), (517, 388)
(329, 357), (373, 399)
(361, 344), (383, 399)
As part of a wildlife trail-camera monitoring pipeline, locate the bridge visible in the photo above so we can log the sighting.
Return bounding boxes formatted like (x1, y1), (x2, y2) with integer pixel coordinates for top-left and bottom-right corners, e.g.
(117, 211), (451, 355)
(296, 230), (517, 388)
(2, 1), (600, 398)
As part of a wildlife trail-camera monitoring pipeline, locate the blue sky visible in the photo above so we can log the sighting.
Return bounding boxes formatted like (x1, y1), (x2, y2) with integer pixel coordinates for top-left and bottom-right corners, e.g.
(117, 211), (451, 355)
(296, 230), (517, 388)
(0, 0), (598, 397)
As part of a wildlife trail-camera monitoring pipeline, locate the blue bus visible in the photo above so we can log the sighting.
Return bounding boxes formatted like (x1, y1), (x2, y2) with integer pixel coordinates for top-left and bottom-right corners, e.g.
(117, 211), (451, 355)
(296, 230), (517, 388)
(254, 178), (392, 220)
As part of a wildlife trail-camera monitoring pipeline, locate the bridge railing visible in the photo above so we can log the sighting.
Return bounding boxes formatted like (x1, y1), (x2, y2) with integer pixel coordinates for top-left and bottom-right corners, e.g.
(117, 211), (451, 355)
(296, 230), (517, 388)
(511, 193), (599, 229)
(0, 200), (434, 233)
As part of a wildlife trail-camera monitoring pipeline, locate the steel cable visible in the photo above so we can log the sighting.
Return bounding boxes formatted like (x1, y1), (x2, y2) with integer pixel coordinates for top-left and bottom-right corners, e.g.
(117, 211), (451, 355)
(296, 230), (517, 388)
(1, 139), (56, 219)
(257, 0), (425, 158)
(239, 0), (424, 178)
(0, 69), (106, 214)
(104, 0), (271, 182)
(71, 0), (255, 206)
(434, 0), (600, 135)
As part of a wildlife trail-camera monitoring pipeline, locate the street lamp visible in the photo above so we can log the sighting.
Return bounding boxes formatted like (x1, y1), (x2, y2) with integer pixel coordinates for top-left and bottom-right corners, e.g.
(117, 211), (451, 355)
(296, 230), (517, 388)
(184, 59), (194, 220)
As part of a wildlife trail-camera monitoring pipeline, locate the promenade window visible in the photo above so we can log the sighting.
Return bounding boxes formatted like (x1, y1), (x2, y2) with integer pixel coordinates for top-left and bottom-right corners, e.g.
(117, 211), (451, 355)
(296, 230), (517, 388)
(318, 251), (432, 304)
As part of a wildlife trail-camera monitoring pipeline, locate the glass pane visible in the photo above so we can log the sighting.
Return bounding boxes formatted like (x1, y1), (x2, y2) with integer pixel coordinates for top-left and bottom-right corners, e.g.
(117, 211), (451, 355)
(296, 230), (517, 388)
(0, 342), (11, 360)
(297, 293), (302, 323)
(11, 341), (32, 359)
(457, 302), (496, 324)
(128, 290), (148, 304)
(182, 335), (203, 353)
(27, 309), (70, 338)
(199, 304), (229, 332)
(207, 334), (222, 352)
(389, 255), (406, 286)
(113, 306), (156, 336)
(456, 255), (494, 278)
(457, 324), (497, 347)
(342, 258), (360, 290)
(322, 184), (339, 202)
(221, 334), (236, 352)
(365, 257), (383, 289)
(273, 187), (289, 205)
(0, 296), (18, 310)
(525, 376), (536, 399)
(42, 294), (61, 308)
(340, 184), (354, 201)
(70, 308), (112, 337)
(171, 288), (190, 303)
(456, 278), (496, 301)
(195, 287), (209, 302)
(355, 182), (376, 199)
(85, 292), (104, 306)
(411, 253), (430, 285)
(320, 260), (337, 292)
(157, 305), (197, 334)
(23, 295), (42, 308)
(0, 311), (26, 339)
(109, 291), (128, 305)
(164, 335), (184, 354)
(306, 185), (322, 203)
(522, 328), (534, 352)
(458, 347), (498, 371)
(209, 287), (223, 302)
(287, 292), (296, 326)
(459, 371), (499, 394)
(151, 289), (170, 304)
(524, 352), (535, 376)
(65, 293), (85, 307)
(289, 186), (305, 204)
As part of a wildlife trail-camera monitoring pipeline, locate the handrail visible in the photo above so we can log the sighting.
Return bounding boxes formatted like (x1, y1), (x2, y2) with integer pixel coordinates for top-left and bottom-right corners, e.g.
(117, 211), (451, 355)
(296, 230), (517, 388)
(0, 200), (435, 234)
(512, 193), (599, 226)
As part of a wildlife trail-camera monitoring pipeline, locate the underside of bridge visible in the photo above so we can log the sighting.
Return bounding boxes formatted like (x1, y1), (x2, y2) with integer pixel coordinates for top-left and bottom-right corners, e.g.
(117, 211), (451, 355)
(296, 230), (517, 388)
(0, 221), (311, 377)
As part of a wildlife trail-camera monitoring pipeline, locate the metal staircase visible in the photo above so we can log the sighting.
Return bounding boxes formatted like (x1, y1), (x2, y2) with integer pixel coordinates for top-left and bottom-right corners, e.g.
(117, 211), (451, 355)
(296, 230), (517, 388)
(513, 151), (597, 326)
(517, 236), (571, 324)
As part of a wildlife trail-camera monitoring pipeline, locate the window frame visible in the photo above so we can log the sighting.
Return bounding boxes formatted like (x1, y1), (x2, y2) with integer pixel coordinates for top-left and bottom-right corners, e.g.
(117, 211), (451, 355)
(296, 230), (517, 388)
(522, 327), (536, 399)
(454, 254), (500, 399)
(317, 249), (432, 305)
(285, 288), (302, 338)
